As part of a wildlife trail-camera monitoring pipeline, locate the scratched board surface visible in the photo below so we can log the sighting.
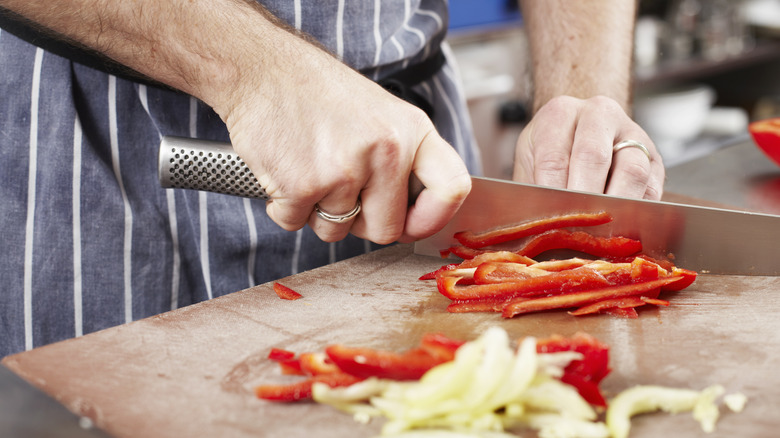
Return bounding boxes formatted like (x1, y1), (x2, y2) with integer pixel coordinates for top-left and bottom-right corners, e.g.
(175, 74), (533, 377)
(3, 242), (779, 438)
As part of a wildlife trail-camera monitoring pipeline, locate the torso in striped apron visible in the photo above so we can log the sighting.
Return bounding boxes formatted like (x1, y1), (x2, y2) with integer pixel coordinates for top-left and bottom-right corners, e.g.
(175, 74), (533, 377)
(0, 0), (481, 358)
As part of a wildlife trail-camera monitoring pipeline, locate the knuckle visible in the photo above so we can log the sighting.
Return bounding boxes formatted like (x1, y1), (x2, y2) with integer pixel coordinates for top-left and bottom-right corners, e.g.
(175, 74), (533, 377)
(574, 141), (613, 167)
(619, 159), (652, 186)
(535, 150), (571, 174)
(538, 95), (579, 118)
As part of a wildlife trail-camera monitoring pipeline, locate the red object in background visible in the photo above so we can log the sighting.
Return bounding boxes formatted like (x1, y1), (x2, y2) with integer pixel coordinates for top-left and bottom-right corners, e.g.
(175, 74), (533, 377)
(749, 117), (780, 167)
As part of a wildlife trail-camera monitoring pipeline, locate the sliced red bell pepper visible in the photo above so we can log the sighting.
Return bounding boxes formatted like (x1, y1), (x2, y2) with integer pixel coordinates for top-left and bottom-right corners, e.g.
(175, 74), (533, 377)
(568, 296), (648, 317)
(749, 117), (780, 166)
(453, 211), (613, 249)
(440, 245), (486, 260)
(324, 344), (450, 381)
(662, 267), (697, 291)
(472, 262), (546, 284)
(471, 258), (593, 284)
(255, 372), (362, 402)
(446, 297), (516, 313)
(641, 296), (670, 306)
(604, 307), (639, 318)
(268, 348), (304, 375)
(419, 333), (466, 361)
(273, 282), (303, 300)
(502, 276), (682, 318)
(268, 348), (296, 361)
(561, 373), (608, 407)
(516, 229), (642, 259)
(419, 263), (458, 280)
(458, 251), (537, 269)
(299, 352), (341, 376)
(536, 332), (611, 407)
(436, 266), (610, 301)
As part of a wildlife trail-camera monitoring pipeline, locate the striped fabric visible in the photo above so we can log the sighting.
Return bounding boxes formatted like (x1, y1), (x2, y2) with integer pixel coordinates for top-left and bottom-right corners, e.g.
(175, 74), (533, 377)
(0, 0), (481, 358)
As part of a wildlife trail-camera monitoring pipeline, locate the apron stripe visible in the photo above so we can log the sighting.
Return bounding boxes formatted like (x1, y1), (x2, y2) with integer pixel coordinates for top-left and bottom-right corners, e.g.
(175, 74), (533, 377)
(107, 75), (135, 323)
(24, 47), (44, 351)
(73, 116), (84, 338)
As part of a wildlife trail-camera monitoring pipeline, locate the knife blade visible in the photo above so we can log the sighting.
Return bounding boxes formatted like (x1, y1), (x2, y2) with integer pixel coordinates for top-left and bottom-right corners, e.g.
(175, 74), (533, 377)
(414, 176), (780, 276)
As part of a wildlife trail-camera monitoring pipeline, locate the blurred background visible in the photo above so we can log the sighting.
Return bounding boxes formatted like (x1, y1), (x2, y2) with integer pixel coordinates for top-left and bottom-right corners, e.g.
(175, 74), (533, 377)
(447, 0), (780, 178)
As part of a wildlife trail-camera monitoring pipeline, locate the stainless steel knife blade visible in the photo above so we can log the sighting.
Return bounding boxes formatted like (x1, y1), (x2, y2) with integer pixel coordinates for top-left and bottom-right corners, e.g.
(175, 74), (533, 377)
(414, 176), (780, 276)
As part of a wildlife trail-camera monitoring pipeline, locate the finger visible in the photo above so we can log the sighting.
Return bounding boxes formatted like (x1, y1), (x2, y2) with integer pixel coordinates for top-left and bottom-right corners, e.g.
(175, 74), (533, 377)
(348, 172), (409, 245)
(398, 130), (471, 243)
(261, 172), (319, 232)
(606, 135), (665, 200)
(523, 98), (579, 189)
(307, 181), (363, 242)
(566, 104), (619, 193)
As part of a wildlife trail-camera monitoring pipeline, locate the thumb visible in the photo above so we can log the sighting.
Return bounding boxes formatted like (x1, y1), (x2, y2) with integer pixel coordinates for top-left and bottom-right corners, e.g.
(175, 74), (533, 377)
(399, 131), (471, 242)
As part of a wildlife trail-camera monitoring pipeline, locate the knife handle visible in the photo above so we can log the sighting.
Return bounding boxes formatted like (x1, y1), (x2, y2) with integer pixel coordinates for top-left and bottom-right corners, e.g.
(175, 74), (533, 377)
(158, 135), (424, 203)
(158, 136), (270, 200)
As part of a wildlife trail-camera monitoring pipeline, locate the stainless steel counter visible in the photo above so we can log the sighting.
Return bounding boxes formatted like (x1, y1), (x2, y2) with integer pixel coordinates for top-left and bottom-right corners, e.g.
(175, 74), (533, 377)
(665, 138), (780, 214)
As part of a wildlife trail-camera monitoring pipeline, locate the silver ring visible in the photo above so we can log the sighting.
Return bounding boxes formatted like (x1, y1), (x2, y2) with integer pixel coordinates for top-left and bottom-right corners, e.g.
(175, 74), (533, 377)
(613, 140), (651, 160)
(314, 199), (361, 224)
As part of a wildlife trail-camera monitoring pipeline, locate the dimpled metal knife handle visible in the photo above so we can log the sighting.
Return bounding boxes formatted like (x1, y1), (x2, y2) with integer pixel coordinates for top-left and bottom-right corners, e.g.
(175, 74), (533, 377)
(158, 136), (270, 200)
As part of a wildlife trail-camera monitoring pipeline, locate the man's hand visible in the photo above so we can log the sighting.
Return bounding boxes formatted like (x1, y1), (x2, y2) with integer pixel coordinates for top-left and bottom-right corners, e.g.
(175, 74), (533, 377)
(1, 0), (471, 244)
(513, 96), (664, 200)
(517, 1), (663, 200)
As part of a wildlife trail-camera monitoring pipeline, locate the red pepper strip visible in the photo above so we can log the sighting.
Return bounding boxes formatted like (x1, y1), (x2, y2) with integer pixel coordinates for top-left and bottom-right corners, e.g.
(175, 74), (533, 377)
(255, 372), (362, 402)
(663, 267), (697, 291)
(537, 332), (610, 383)
(561, 373), (608, 407)
(436, 266), (610, 301)
(277, 359), (304, 375)
(437, 267), (477, 286)
(458, 251), (537, 269)
(569, 296), (648, 316)
(531, 258), (591, 272)
(441, 245), (486, 260)
(267, 348), (305, 375)
(453, 211), (613, 249)
(299, 352), (341, 376)
(605, 307), (639, 319)
(472, 259), (592, 284)
(537, 332), (610, 407)
(419, 333), (465, 361)
(502, 276), (682, 318)
(325, 344), (449, 381)
(612, 253), (676, 272)
(268, 348), (296, 361)
(446, 297), (517, 313)
(516, 229), (642, 259)
(273, 282), (303, 300)
(419, 263), (458, 280)
(641, 296), (670, 306)
(473, 262), (547, 284)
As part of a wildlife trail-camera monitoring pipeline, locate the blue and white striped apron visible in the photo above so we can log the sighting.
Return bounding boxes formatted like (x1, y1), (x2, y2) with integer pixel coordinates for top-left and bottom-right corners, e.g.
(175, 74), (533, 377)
(0, 0), (481, 358)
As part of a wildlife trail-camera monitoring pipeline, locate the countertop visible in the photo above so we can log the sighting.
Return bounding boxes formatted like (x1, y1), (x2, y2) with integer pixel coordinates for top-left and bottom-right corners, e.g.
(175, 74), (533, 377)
(2, 138), (780, 438)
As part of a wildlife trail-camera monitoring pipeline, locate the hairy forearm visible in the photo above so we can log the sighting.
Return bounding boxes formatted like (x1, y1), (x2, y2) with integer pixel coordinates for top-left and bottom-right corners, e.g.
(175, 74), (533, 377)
(0, 0), (319, 113)
(519, 0), (637, 113)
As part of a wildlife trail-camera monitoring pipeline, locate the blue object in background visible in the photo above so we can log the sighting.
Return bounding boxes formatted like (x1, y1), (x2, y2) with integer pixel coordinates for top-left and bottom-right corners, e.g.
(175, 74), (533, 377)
(448, 0), (522, 32)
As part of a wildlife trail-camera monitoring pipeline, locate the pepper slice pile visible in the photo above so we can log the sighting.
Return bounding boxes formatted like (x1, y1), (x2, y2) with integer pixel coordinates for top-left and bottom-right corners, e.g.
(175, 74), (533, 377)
(256, 331), (611, 409)
(256, 333), (464, 402)
(426, 211), (697, 319)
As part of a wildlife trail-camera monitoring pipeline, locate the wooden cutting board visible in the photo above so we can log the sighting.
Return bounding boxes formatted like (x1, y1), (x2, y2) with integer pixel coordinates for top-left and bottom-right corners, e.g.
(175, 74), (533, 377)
(3, 240), (780, 438)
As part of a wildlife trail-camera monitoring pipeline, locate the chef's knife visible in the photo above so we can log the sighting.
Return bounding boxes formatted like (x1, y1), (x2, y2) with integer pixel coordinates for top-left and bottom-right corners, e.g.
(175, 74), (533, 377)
(158, 136), (780, 276)
(414, 176), (780, 276)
